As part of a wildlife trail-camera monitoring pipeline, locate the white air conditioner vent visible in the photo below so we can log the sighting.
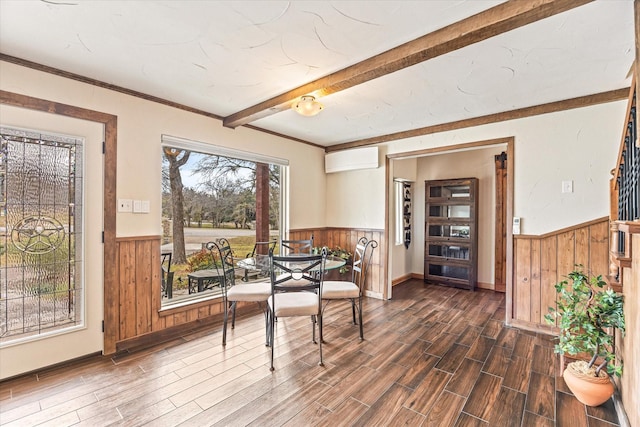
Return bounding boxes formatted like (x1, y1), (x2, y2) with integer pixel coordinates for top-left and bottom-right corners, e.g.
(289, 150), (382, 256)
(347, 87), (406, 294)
(325, 147), (378, 173)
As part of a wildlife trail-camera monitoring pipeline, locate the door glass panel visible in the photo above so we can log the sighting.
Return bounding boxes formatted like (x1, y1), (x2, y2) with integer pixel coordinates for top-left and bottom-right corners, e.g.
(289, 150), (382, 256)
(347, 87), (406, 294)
(428, 225), (471, 238)
(0, 127), (83, 343)
(428, 205), (470, 218)
(428, 244), (470, 259)
(429, 184), (470, 199)
(428, 263), (469, 280)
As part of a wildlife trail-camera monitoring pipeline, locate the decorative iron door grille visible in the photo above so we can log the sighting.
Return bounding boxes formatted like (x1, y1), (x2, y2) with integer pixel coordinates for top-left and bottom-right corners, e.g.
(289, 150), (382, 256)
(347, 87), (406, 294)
(0, 127), (83, 343)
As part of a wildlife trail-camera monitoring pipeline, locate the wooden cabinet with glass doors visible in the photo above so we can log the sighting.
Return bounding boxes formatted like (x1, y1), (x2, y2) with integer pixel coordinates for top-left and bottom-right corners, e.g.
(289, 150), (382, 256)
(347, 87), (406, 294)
(424, 178), (478, 290)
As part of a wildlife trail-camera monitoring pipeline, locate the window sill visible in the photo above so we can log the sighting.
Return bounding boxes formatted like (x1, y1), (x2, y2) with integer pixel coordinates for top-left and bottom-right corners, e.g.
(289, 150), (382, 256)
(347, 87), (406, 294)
(159, 293), (223, 317)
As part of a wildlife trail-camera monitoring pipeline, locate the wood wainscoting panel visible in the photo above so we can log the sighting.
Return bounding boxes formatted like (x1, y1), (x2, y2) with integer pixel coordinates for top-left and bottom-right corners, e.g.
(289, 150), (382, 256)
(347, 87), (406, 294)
(112, 236), (228, 352)
(540, 236), (558, 327)
(289, 228), (385, 298)
(512, 218), (609, 331)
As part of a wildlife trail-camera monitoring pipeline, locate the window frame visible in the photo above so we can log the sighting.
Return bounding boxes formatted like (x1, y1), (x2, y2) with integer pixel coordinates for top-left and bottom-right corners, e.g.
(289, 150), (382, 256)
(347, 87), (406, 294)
(159, 135), (288, 308)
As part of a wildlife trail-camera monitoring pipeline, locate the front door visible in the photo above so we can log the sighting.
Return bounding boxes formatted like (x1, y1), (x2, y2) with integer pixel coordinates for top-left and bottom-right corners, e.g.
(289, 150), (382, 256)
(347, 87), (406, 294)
(0, 105), (104, 379)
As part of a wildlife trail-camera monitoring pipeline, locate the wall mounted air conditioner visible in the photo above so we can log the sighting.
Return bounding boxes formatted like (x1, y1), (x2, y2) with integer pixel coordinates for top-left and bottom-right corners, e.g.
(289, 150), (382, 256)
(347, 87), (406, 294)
(324, 146), (378, 174)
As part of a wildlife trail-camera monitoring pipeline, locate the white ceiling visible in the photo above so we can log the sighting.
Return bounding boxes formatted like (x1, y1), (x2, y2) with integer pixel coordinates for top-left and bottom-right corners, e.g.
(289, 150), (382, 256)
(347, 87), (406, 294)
(0, 1), (635, 148)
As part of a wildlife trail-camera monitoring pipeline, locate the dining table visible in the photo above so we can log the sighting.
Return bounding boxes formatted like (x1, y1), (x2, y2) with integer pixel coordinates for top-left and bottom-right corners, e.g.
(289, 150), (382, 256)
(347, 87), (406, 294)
(237, 254), (346, 278)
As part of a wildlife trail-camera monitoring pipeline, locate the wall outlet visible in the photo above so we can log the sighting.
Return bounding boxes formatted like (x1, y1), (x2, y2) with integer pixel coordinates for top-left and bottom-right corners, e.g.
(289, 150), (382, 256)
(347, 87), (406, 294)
(562, 180), (573, 193)
(118, 199), (132, 213)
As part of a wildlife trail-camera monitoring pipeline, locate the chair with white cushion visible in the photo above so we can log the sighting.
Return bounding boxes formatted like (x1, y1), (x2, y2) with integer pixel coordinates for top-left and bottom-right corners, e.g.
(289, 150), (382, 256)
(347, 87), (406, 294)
(321, 237), (378, 341)
(267, 248), (326, 371)
(206, 239), (271, 347)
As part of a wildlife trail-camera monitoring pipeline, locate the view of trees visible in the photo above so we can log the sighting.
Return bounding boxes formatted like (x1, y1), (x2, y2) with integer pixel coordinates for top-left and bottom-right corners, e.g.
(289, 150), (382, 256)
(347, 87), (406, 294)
(162, 147), (281, 264)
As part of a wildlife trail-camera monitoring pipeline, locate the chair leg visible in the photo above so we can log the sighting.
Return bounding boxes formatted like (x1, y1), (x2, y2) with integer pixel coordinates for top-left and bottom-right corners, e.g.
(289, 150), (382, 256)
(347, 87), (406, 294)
(318, 314), (324, 366)
(231, 302), (237, 329)
(358, 296), (364, 340)
(351, 299), (357, 324)
(263, 307), (270, 347)
(269, 309), (275, 371)
(311, 315), (317, 344)
(222, 301), (231, 346)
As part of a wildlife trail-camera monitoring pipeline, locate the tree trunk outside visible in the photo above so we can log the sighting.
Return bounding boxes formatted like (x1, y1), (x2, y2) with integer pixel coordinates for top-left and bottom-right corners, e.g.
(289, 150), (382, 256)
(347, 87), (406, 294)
(164, 148), (190, 265)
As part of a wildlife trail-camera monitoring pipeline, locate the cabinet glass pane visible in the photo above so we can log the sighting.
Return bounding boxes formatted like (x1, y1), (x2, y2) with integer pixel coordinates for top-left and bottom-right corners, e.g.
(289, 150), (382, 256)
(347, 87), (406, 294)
(428, 243), (470, 259)
(428, 205), (470, 218)
(428, 184), (470, 199)
(428, 263), (469, 280)
(428, 225), (471, 238)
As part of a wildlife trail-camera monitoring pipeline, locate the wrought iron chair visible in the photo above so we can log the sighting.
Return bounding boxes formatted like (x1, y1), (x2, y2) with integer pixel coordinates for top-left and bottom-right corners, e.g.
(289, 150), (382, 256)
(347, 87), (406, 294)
(267, 248), (326, 371)
(242, 239), (277, 281)
(321, 237), (378, 341)
(280, 235), (314, 255)
(161, 252), (174, 299)
(206, 239), (270, 347)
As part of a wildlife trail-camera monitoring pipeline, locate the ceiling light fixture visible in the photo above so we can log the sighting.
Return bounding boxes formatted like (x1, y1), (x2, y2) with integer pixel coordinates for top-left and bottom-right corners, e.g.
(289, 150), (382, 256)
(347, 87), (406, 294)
(293, 95), (324, 117)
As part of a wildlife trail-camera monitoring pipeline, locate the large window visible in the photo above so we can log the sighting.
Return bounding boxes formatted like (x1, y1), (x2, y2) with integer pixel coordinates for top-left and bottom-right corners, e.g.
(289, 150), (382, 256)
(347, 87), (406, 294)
(160, 135), (286, 306)
(0, 127), (83, 344)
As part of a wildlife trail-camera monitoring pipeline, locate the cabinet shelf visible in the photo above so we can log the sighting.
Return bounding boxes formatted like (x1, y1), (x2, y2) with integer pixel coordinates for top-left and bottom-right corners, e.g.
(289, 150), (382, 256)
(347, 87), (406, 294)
(424, 178), (478, 291)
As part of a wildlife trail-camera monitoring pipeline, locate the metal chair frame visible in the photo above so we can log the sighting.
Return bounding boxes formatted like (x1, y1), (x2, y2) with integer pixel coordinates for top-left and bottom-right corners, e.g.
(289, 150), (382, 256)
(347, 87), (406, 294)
(321, 237), (378, 341)
(242, 239), (277, 282)
(161, 252), (174, 299)
(267, 248), (326, 371)
(206, 239), (270, 347)
(280, 235), (314, 255)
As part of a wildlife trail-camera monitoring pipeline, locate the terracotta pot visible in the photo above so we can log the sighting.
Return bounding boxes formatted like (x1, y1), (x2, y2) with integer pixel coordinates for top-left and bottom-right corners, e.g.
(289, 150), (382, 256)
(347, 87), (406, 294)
(563, 361), (614, 406)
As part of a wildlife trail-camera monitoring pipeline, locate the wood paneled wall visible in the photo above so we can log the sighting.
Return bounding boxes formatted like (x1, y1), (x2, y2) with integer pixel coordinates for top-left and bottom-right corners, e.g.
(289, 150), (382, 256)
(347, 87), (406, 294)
(511, 218), (609, 332)
(112, 236), (227, 352)
(289, 228), (386, 299)
(618, 231), (640, 427)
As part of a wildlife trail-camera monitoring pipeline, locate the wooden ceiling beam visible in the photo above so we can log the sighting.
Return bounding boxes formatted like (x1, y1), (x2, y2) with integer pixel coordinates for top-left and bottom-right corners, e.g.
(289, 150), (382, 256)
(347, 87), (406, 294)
(222, 0), (593, 129)
(325, 88), (630, 152)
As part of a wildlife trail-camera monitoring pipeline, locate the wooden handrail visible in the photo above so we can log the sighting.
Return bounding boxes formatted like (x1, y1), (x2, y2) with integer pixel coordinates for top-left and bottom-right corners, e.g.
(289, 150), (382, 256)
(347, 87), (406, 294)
(608, 76), (638, 290)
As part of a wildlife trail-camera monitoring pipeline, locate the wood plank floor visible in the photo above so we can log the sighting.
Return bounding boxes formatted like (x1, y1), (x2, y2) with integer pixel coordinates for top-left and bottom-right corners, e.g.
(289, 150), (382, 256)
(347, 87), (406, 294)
(0, 280), (620, 426)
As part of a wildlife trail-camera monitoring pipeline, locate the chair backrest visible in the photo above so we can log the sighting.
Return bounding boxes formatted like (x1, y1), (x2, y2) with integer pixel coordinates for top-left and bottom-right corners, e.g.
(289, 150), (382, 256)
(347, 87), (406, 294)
(269, 248), (326, 295)
(351, 237), (378, 291)
(161, 252), (172, 271)
(161, 252), (174, 298)
(247, 239), (278, 257)
(281, 234), (314, 255)
(205, 238), (236, 295)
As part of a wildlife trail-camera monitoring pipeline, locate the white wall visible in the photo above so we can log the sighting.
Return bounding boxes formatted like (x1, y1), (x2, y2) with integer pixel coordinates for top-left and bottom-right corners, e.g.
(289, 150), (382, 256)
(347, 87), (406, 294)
(324, 150), (385, 228)
(383, 104), (624, 235)
(326, 102), (625, 284)
(0, 61), (327, 235)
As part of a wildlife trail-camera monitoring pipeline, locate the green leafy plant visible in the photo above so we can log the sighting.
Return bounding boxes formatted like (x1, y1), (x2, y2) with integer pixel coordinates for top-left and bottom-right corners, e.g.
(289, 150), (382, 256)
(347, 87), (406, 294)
(313, 246), (352, 274)
(544, 266), (625, 377)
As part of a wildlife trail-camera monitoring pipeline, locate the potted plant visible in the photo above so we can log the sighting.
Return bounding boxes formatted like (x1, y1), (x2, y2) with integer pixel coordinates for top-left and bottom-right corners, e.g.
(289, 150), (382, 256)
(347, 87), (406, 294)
(313, 245), (352, 276)
(544, 266), (625, 406)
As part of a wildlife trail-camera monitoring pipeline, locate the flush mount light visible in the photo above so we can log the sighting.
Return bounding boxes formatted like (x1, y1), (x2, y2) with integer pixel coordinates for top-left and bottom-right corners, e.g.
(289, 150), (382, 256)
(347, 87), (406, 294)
(293, 95), (324, 116)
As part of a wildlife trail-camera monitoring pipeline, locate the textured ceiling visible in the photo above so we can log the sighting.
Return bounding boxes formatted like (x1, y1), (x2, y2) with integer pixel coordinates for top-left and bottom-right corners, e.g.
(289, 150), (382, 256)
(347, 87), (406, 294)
(0, 1), (635, 147)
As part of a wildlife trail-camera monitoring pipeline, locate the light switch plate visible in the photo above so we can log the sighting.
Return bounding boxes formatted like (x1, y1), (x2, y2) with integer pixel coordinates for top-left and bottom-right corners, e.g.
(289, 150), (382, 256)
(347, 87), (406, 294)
(133, 200), (143, 213)
(562, 180), (573, 193)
